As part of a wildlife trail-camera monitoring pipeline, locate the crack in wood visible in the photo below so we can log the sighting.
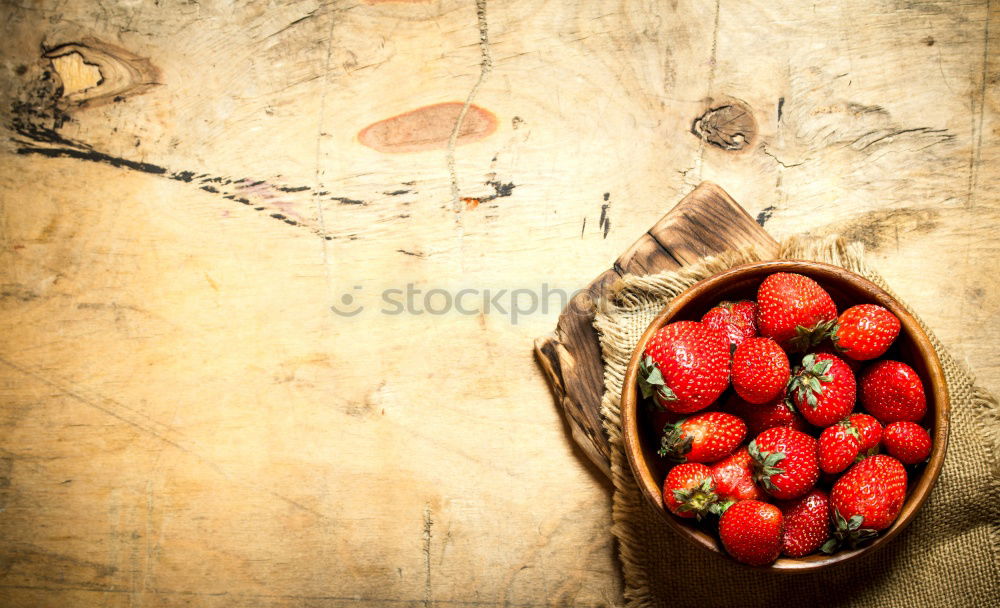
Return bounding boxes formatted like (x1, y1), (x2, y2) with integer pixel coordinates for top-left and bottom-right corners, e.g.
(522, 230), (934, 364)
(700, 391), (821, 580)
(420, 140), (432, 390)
(447, 0), (494, 212)
(422, 504), (433, 608)
(967, 0), (991, 208)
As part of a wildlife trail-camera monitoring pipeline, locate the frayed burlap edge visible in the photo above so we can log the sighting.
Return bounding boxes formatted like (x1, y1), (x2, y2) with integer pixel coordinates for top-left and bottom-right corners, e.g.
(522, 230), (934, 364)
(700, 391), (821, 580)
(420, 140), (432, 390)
(593, 236), (1000, 608)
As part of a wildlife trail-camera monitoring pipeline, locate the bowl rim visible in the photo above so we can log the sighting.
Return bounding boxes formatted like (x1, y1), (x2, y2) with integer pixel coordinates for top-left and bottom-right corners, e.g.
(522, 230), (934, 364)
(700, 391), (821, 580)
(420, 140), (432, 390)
(620, 259), (950, 571)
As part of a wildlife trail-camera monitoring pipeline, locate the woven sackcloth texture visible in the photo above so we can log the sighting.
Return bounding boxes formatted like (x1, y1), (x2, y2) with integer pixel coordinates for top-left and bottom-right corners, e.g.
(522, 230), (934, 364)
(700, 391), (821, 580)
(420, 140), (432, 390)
(593, 237), (1000, 608)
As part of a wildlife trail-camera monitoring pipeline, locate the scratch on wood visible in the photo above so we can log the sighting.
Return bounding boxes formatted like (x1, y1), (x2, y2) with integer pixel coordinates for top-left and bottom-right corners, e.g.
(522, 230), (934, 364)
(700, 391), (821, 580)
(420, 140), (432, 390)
(312, 10), (338, 306)
(599, 196), (611, 239)
(265, 7), (321, 40)
(695, 0), (722, 180)
(967, 0), (991, 208)
(850, 127), (953, 151)
(447, 0), (493, 211)
(760, 144), (805, 168)
(422, 504), (433, 608)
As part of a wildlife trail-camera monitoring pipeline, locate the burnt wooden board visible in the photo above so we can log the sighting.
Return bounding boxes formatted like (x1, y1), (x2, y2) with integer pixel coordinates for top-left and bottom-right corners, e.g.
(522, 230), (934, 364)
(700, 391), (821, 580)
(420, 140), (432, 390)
(534, 182), (781, 477)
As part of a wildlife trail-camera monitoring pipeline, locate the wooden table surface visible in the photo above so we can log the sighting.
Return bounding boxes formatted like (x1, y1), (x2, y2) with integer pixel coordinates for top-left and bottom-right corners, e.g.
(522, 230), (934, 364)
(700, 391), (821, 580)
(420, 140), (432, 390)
(0, 1), (996, 606)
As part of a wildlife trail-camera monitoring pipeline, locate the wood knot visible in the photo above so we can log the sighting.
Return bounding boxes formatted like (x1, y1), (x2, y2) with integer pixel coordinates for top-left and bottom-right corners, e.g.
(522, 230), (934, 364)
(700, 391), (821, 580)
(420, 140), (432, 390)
(691, 101), (757, 151)
(43, 37), (160, 109)
(358, 102), (497, 153)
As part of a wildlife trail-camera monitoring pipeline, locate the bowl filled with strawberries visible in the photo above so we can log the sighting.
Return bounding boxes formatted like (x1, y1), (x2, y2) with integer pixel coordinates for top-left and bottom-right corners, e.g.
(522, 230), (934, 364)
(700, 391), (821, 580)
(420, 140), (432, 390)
(621, 260), (949, 570)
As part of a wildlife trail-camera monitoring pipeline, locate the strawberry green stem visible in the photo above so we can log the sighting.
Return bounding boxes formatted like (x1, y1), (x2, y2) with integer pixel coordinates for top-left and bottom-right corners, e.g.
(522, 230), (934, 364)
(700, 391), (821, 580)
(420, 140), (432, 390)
(789, 319), (839, 352)
(638, 355), (677, 404)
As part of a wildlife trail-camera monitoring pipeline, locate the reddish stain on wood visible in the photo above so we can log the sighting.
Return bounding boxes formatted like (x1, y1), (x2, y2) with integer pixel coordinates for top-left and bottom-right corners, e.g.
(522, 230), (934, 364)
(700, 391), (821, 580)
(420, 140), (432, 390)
(462, 198), (480, 210)
(358, 102), (498, 153)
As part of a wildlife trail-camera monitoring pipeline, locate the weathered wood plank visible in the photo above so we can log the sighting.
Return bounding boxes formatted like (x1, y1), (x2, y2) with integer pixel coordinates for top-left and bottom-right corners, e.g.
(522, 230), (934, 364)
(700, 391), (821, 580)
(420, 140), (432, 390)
(0, 0), (995, 606)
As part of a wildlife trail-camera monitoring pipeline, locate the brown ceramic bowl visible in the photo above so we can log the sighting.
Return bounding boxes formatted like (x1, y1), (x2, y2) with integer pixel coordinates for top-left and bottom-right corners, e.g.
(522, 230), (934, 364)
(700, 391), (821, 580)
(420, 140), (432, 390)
(621, 260), (949, 570)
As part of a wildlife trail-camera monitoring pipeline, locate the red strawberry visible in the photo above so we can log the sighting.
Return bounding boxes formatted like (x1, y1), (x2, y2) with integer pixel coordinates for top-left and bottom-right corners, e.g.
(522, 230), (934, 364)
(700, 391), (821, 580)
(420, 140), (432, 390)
(658, 411), (746, 463)
(749, 427), (820, 500)
(882, 421), (932, 465)
(722, 393), (807, 437)
(662, 463), (718, 519)
(710, 448), (763, 503)
(849, 413), (883, 453)
(701, 300), (758, 350)
(732, 337), (790, 404)
(756, 273), (838, 351)
(778, 489), (831, 557)
(827, 455), (907, 551)
(818, 422), (861, 474)
(788, 353), (856, 427)
(832, 304), (901, 361)
(719, 500), (783, 566)
(639, 321), (731, 413)
(859, 360), (927, 423)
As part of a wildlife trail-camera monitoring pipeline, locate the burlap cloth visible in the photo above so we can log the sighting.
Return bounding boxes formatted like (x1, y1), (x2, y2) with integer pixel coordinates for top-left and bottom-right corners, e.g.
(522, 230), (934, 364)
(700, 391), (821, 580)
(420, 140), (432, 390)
(594, 237), (1000, 607)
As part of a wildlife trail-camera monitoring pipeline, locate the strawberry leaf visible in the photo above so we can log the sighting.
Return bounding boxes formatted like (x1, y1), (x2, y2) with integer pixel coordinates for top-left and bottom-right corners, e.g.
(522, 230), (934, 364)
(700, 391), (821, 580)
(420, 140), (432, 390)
(709, 499), (736, 517)
(789, 354), (836, 409)
(657, 421), (694, 462)
(833, 509), (849, 532)
(749, 444), (786, 490)
(638, 355), (664, 399)
(831, 509), (880, 549)
(783, 398), (797, 414)
(673, 478), (718, 520)
(789, 320), (838, 352)
(657, 386), (678, 402)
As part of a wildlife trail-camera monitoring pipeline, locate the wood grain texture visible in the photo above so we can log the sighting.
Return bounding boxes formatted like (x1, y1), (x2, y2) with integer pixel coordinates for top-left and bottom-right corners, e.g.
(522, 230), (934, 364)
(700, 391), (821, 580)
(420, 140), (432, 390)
(0, 0), (996, 606)
(534, 183), (780, 476)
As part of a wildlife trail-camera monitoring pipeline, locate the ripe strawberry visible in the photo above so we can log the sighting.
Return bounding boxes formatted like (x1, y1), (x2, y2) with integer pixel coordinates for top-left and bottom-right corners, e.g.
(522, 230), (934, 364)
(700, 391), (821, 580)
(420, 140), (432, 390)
(882, 421), (932, 465)
(788, 353), (856, 427)
(718, 500), (783, 566)
(732, 337), (790, 404)
(662, 463), (718, 519)
(722, 393), (807, 437)
(832, 304), (901, 361)
(639, 321), (731, 413)
(818, 421), (861, 474)
(749, 427), (820, 500)
(710, 448), (763, 503)
(778, 489), (831, 558)
(859, 360), (927, 423)
(701, 300), (757, 350)
(756, 273), (838, 351)
(849, 413), (883, 453)
(826, 455), (907, 551)
(658, 411), (746, 463)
